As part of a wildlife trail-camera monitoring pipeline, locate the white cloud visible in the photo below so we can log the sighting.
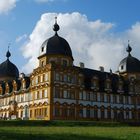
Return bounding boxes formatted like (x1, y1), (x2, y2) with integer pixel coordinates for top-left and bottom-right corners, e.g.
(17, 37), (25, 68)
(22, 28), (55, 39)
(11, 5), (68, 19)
(0, 0), (18, 14)
(35, 0), (54, 3)
(16, 34), (28, 43)
(21, 12), (140, 74)
(35, 0), (66, 3)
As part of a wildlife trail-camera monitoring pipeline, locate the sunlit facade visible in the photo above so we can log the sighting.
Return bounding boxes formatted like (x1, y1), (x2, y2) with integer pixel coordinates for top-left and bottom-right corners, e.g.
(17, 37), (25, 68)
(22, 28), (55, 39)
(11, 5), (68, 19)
(0, 19), (140, 121)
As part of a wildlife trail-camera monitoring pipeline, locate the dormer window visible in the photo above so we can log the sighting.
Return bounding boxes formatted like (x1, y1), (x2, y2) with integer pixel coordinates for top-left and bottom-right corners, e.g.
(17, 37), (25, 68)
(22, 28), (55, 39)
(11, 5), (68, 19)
(121, 65), (123, 70)
(63, 60), (67, 67)
(13, 84), (17, 91)
(91, 76), (98, 90)
(41, 46), (44, 52)
(22, 82), (26, 89)
(5, 84), (9, 94)
(105, 78), (112, 92)
(13, 81), (17, 91)
(106, 82), (110, 89)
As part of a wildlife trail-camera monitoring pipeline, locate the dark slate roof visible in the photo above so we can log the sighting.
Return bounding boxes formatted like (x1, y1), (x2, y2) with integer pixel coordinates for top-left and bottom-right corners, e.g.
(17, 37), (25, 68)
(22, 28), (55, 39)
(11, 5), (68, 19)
(0, 76), (30, 95)
(39, 34), (73, 60)
(118, 44), (140, 73)
(118, 55), (140, 73)
(24, 76), (30, 89)
(0, 59), (19, 81)
(75, 66), (128, 94)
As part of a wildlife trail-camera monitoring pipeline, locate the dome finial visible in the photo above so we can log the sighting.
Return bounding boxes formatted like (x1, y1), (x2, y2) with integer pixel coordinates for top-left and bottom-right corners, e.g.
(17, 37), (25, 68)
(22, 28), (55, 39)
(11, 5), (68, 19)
(6, 43), (11, 59)
(126, 40), (132, 56)
(53, 16), (60, 35)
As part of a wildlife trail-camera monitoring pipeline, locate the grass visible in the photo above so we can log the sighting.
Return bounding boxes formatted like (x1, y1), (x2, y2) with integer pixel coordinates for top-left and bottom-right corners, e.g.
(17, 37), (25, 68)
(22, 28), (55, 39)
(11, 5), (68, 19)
(0, 121), (140, 140)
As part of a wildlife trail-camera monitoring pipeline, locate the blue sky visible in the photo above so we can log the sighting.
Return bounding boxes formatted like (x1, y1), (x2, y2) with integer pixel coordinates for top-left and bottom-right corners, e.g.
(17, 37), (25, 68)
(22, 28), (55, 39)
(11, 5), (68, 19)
(0, 0), (140, 73)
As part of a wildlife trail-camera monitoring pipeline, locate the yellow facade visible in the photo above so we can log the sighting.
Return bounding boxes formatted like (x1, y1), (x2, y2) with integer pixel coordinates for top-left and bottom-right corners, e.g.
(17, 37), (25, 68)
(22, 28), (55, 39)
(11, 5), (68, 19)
(1, 20), (140, 122)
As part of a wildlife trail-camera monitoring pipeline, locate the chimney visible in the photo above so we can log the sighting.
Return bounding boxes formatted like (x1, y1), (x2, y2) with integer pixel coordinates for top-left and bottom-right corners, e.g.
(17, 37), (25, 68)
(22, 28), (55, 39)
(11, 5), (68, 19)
(99, 66), (104, 72)
(79, 62), (85, 68)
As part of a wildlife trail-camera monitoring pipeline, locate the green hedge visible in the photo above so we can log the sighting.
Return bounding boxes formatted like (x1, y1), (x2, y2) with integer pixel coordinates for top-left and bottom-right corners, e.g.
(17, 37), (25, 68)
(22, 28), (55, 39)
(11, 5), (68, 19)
(0, 120), (130, 127)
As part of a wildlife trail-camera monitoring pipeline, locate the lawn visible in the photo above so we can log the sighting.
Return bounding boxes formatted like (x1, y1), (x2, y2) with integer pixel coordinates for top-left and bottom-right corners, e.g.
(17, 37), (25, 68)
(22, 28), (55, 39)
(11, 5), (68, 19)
(0, 121), (140, 140)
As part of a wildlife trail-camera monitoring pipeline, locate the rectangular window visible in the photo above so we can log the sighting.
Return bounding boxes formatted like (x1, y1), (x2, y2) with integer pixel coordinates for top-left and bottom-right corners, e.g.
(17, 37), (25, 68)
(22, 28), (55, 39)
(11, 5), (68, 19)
(79, 92), (83, 100)
(90, 93), (93, 101)
(118, 84), (122, 91)
(69, 108), (75, 117)
(92, 80), (97, 87)
(106, 82), (110, 89)
(55, 73), (59, 81)
(44, 89), (48, 98)
(34, 92), (37, 100)
(32, 79), (34, 85)
(55, 107), (60, 117)
(79, 109), (83, 118)
(107, 110), (111, 119)
(113, 95), (117, 103)
(64, 74), (67, 82)
(94, 109), (98, 119)
(38, 76), (40, 83)
(40, 75), (43, 82)
(29, 93), (32, 101)
(37, 91), (40, 99)
(100, 94), (104, 102)
(107, 95), (110, 103)
(42, 90), (44, 98)
(35, 77), (38, 84)
(119, 96), (123, 104)
(45, 73), (48, 81)
(21, 95), (24, 102)
(68, 75), (71, 83)
(43, 74), (45, 82)
(125, 96), (129, 104)
(40, 90), (42, 99)
(93, 93), (97, 101)
(86, 109), (90, 118)
(62, 108), (67, 117)
(70, 91), (75, 99)
(54, 87), (60, 98)
(71, 75), (76, 84)
(63, 90), (68, 98)
(87, 93), (90, 101)
(83, 91), (86, 100)
(101, 110), (104, 119)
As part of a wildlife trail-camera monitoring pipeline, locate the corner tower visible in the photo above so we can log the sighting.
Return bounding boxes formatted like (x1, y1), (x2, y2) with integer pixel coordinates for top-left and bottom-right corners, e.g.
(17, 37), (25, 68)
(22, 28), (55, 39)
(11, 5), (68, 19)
(38, 17), (74, 67)
(0, 48), (19, 82)
(118, 42), (140, 80)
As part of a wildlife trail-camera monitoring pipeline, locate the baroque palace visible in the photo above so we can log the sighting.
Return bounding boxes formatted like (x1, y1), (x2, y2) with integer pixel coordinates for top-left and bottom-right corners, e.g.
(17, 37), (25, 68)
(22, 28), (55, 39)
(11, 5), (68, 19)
(0, 18), (140, 121)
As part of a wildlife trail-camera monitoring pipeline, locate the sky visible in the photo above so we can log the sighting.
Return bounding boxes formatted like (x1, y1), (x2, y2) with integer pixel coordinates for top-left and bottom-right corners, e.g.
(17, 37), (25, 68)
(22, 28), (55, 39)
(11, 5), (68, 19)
(0, 0), (140, 74)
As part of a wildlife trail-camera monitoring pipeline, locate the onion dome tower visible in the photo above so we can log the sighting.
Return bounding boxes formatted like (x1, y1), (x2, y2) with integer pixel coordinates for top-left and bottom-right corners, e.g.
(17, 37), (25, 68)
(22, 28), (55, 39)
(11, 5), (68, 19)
(38, 17), (73, 67)
(0, 47), (19, 82)
(118, 42), (140, 74)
